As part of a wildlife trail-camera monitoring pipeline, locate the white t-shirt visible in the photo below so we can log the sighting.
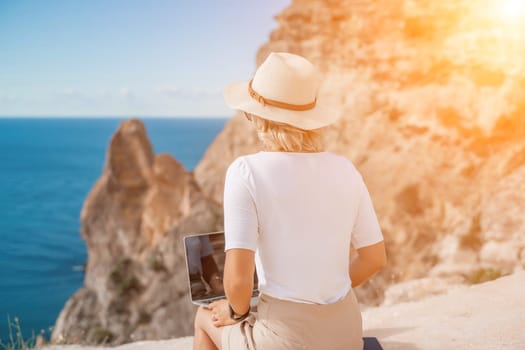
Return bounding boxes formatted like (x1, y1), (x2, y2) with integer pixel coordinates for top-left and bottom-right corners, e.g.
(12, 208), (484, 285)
(223, 151), (384, 304)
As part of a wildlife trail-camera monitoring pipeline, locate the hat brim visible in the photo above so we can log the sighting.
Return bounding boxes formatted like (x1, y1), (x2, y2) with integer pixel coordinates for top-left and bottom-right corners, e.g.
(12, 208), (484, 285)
(223, 81), (341, 130)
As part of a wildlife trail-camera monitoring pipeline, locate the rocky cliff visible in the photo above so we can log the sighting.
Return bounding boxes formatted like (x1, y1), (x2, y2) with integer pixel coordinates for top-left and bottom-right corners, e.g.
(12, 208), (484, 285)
(195, 0), (525, 304)
(51, 119), (223, 345)
(51, 0), (525, 346)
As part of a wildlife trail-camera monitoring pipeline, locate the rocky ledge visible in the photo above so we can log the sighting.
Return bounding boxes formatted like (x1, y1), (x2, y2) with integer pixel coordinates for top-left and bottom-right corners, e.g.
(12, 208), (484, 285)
(42, 271), (525, 350)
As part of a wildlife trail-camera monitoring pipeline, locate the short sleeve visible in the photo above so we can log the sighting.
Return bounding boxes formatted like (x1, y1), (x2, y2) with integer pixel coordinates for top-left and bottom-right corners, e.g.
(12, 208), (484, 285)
(351, 173), (384, 249)
(223, 157), (258, 252)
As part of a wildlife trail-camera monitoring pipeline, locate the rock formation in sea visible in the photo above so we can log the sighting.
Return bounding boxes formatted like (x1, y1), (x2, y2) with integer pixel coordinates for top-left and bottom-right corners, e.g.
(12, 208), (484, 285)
(51, 119), (223, 345)
(52, 0), (525, 346)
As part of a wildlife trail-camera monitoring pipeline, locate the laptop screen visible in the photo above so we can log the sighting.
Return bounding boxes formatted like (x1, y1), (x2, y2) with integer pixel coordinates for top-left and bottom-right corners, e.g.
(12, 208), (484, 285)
(183, 231), (259, 304)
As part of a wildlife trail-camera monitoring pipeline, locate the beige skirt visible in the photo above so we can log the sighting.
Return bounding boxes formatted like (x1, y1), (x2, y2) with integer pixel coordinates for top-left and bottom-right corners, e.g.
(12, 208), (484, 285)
(221, 289), (363, 350)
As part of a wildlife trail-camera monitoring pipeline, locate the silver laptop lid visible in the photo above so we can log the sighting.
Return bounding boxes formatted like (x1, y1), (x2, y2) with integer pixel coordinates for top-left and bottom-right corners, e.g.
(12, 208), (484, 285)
(183, 231), (259, 305)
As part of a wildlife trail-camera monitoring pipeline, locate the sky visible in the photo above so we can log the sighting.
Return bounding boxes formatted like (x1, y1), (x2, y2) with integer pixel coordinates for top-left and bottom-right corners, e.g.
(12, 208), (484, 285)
(0, 0), (291, 117)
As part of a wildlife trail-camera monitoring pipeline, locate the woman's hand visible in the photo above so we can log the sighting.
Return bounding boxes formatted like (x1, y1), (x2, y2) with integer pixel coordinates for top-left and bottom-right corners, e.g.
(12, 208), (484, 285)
(207, 299), (238, 327)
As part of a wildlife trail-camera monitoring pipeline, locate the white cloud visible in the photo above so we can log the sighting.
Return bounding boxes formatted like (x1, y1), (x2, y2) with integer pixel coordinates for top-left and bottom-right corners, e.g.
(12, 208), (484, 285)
(187, 87), (221, 97)
(156, 85), (220, 98)
(0, 86), (231, 116)
(54, 88), (93, 103)
(157, 86), (181, 96)
(119, 87), (134, 99)
(0, 93), (18, 103)
(58, 88), (82, 97)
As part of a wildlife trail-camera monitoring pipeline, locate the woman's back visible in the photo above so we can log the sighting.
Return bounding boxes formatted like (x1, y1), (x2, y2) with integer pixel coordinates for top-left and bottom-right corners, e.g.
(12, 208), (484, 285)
(194, 52), (386, 350)
(224, 151), (383, 304)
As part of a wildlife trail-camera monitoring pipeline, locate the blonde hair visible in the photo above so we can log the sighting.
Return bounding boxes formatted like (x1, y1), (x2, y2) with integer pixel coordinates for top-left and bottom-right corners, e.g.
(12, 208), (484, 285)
(249, 114), (325, 152)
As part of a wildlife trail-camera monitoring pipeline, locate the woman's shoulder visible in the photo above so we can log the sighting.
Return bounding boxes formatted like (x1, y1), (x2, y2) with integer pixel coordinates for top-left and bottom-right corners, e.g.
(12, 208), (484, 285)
(228, 151), (274, 168)
(227, 152), (258, 168)
(225, 154), (256, 181)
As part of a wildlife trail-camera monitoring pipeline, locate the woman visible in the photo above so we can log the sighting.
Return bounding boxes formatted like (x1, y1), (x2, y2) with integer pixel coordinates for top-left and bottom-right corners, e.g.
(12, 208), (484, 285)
(193, 52), (386, 350)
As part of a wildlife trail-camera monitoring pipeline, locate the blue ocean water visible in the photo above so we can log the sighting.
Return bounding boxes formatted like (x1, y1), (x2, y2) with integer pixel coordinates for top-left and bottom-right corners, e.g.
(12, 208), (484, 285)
(0, 117), (228, 344)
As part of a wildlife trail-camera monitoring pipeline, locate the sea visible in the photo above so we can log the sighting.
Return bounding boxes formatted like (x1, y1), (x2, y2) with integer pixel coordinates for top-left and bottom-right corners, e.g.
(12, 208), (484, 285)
(0, 116), (228, 345)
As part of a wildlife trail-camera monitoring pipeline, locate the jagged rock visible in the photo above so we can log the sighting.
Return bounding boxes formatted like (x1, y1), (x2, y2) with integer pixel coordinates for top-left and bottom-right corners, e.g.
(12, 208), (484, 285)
(51, 119), (223, 346)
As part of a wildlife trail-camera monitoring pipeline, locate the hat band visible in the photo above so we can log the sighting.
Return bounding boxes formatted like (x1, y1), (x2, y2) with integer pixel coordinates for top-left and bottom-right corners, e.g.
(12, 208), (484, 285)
(248, 80), (316, 111)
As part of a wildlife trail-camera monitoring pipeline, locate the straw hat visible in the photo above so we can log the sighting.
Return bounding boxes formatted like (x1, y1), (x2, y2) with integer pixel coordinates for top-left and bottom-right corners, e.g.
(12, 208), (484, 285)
(223, 52), (340, 130)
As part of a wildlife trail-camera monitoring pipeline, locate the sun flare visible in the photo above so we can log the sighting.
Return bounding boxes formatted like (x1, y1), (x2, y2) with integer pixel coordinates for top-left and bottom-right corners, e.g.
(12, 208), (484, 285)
(500, 0), (525, 20)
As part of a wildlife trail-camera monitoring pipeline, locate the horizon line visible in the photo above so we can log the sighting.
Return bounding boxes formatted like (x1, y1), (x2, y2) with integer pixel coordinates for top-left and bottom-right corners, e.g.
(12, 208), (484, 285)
(0, 115), (231, 119)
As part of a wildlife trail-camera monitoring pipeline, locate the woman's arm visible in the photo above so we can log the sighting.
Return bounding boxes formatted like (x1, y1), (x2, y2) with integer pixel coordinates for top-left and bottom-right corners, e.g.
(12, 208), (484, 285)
(223, 248), (255, 315)
(349, 240), (386, 287)
(209, 158), (258, 327)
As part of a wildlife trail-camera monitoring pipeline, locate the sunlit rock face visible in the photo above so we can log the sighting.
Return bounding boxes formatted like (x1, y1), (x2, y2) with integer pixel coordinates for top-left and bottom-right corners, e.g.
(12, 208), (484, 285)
(51, 119), (223, 345)
(196, 0), (525, 304)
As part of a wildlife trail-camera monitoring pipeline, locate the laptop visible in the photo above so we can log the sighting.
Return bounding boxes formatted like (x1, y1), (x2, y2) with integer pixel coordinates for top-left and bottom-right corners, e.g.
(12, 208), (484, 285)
(183, 231), (259, 306)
